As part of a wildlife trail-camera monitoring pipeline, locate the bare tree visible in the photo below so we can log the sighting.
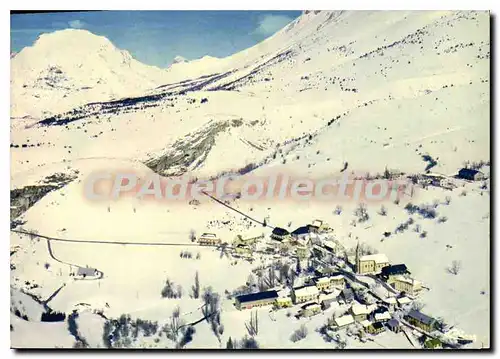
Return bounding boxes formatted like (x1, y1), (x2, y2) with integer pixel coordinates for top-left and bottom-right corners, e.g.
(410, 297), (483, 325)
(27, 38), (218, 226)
(178, 325), (195, 348)
(163, 306), (184, 344)
(175, 285), (183, 298)
(189, 229), (196, 242)
(265, 266), (276, 288)
(279, 263), (291, 284)
(257, 277), (268, 292)
(191, 271), (200, 299)
(245, 311), (259, 336)
(238, 335), (259, 349)
(378, 205), (387, 216)
(290, 325), (308, 342)
(434, 317), (449, 333)
(354, 203), (369, 222)
(289, 269), (296, 288)
(161, 278), (176, 298)
(26, 229), (39, 241)
(447, 260), (462, 275)
(334, 205), (343, 215)
(201, 287), (220, 320)
(295, 259), (302, 274)
(246, 274), (256, 287)
(411, 300), (425, 311)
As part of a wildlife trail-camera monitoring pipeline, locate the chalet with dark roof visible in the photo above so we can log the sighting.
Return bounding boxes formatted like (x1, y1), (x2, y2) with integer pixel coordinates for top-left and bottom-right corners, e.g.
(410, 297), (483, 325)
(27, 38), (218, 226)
(380, 264), (410, 280)
(234, 290), (279, 310)
(270, 227), (291, 242)
(405, 309), (438, 333)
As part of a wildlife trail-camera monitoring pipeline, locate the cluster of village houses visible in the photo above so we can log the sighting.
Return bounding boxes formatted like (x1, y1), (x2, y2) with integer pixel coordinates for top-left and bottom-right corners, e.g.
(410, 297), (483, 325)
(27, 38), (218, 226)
(220, 220), (448, 348)
(194, 165), (489, 347)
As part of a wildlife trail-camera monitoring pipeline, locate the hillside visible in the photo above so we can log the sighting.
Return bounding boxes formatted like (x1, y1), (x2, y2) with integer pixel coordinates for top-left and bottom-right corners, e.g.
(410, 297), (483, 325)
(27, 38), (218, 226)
(10, 10), (490, 349)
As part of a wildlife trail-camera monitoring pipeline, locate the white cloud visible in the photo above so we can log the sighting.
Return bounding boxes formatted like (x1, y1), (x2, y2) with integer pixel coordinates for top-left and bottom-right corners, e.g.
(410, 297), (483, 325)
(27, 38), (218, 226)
(68, 20), (85, 29)
(253, 14), (293, 36)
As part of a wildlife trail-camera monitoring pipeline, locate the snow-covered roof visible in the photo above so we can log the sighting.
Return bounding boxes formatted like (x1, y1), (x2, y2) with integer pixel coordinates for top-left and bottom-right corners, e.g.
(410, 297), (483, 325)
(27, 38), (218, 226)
(393, 275), (421, 286)
(315, 274), (343, 285)
(351, 303), (372, 315)
(302, 303), (321, 310)
(322, 241), (336, 250)
(384, 297), (397, 304)
(375, 312), (392, 321)
(295, 238), (310, 246)
(293, 285), (319, 297)
(200, 233), (217, 238)
(406, 309), (435, 325)
(311, 219), (324, 227)
(359, 253), (389, 264)
(77, 267), (97, 276)
(360, 319), (372, 328)
(278, 289), (291, 298)
(335, 314), (354, 327)
(397, 297), (412, 305)
(315, 277), (331, 284)
(276, 297), (291, 303)
(319, 289), (341, 302)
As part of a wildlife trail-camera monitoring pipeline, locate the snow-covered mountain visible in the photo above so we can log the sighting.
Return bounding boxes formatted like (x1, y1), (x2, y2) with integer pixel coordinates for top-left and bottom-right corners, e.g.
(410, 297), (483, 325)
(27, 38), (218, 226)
(172, 55), (188, 64)
(11, 29), (171, 119)
(10, 11), (490, 349)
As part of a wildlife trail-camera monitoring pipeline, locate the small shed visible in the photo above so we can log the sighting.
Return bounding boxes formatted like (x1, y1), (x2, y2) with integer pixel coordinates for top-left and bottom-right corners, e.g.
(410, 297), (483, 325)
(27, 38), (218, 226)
(275, 296), (292, 309)
(76, 267), (98, 277)
(366, 321), (385, 335)
(457, 168), (485, 181)
(424, 337), (442, 349)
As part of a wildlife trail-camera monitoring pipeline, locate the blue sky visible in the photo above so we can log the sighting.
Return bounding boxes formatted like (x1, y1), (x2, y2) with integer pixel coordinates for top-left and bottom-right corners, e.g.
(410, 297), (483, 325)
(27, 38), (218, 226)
(11, 11), (301, 68)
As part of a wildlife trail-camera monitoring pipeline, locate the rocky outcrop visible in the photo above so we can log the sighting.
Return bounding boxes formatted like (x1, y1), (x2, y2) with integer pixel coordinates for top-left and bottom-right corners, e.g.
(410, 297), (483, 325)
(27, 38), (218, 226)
(10, 172), (77, 224)
(144, 119), (243, 176)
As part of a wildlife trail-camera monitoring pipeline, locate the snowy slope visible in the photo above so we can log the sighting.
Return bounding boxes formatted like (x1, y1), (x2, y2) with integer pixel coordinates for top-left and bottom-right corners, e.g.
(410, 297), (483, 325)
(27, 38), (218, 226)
(10, 10), (490, 349)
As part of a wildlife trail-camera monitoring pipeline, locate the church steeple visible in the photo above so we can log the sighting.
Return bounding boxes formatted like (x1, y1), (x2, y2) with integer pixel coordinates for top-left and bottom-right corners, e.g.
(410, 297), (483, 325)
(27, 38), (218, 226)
(355, 240), (361, 274)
